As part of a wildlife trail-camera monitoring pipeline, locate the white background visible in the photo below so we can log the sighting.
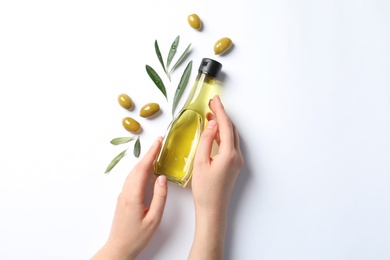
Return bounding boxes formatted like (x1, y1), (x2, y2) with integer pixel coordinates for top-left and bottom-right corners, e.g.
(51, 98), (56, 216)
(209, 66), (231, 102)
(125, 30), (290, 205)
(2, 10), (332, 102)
(1, 0), (390, 259)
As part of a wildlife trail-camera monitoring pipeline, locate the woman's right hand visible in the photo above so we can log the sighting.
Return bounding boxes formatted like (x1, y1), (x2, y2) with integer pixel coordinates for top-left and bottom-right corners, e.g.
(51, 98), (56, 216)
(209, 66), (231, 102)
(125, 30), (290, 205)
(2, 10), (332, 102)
(189, 95), (244, 259)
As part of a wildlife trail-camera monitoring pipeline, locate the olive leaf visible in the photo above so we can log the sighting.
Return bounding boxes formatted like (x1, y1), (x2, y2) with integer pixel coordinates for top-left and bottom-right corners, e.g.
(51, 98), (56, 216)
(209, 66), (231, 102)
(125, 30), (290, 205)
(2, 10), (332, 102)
(110, 137), (135, 145)
(146, 37), (192, 108)
(166, 35), (180, 72)
(105, 149), (127, 174)
(172, 60), (192, 116)
(146, 65), (167, 100)
(169, 43), (191, 78)
(154, 40), (166, 73)
(134, 137), (141, 157)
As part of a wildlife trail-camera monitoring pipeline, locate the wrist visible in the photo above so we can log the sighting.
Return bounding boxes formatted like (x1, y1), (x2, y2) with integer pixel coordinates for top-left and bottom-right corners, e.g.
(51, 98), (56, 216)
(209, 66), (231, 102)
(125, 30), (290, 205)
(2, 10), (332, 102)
(189, 210), (227, 260)
(195, 209), (228, 244)
(194, 201), (229, 219)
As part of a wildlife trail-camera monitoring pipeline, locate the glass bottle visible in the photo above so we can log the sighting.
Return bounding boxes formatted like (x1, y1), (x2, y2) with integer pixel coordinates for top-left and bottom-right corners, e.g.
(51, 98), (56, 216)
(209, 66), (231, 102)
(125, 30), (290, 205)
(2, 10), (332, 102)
(154, 58), (222, 187)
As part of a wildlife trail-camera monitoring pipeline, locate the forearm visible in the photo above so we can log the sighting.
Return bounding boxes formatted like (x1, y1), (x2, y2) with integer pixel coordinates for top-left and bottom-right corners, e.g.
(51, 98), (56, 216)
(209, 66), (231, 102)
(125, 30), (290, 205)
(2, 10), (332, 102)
(188, 209), (228, 260)
(91, 241), (136, 260)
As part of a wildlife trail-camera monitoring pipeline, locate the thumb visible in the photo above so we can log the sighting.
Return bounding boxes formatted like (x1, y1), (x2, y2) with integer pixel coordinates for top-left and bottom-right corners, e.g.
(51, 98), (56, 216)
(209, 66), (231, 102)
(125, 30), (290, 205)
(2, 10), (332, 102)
(146, 175), (168, 225)
(195, 119), (218, 164)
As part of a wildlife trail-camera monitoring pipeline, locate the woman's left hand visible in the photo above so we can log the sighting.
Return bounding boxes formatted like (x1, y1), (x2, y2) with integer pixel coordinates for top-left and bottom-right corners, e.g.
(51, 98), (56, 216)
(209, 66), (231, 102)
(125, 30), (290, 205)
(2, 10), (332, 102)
(92, 137), (168, 260)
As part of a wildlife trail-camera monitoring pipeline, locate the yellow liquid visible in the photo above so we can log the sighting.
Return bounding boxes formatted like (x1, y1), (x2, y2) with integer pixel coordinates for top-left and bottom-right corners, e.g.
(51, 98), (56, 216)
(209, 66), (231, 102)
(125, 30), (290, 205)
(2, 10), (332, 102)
(154, 110), (202, 186)
(154, 74), (217, 187)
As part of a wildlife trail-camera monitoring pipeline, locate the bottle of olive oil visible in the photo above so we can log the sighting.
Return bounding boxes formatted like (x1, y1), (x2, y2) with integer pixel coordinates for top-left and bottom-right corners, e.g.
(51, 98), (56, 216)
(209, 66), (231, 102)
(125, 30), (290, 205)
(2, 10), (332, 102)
(154, 58), (222, 187)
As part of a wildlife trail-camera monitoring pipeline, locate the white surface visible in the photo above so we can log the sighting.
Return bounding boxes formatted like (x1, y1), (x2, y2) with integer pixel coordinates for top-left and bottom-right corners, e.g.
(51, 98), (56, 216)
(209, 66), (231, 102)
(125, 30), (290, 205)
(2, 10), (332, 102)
(1, 0), (390, 259)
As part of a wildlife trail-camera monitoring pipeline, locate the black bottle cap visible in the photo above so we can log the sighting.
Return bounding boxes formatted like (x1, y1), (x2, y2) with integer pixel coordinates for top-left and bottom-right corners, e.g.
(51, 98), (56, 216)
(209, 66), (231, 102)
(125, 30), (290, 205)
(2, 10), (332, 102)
(198, 58), (222, 78)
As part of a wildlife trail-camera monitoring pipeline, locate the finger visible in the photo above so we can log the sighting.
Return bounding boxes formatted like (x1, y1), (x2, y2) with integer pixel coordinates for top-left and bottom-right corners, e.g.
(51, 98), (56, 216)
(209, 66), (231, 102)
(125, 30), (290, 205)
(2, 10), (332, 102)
(209, 95), (234, 152)
(122, 137), (163, 198)
(206, 112), (216, 121)
(195, 119), (218, 165)
(138, 136), (163, 171)
(206, 113), (220, 145)
(233, 123), (242, 156)
(232, 123), (239, 150)
(144, 175), (168, 226)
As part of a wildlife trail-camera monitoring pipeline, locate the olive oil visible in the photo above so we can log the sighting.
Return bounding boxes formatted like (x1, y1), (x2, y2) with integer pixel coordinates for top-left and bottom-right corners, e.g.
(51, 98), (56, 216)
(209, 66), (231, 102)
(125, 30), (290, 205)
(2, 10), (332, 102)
(154, 58), (222, 187)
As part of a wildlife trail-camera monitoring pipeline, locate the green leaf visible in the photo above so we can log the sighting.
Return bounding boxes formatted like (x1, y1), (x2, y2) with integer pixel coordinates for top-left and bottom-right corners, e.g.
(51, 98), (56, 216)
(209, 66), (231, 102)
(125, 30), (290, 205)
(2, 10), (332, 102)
(134, 137), (141, 157)
(146, 65), (167, 100)
(105, 149), (127, 174)
(169, 43), (192, 77)
(166, 35), (180, 71)
(110, 137), (135, 145)
(172, 60), (193, 116)
(154, 40), (166, 73)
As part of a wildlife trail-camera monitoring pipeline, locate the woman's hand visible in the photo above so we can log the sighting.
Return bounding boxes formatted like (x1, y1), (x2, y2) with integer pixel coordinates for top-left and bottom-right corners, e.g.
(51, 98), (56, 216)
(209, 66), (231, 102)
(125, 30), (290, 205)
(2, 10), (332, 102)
(92, 137), (168, 260)
(189, 95), (244, 259)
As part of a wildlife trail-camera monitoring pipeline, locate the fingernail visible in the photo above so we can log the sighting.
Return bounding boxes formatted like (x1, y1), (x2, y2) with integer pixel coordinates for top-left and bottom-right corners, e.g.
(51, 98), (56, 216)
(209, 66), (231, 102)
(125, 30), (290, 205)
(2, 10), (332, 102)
(157, 175), (167, 186)
(153, 137), (161, 147)
(207, 120), (217, 128)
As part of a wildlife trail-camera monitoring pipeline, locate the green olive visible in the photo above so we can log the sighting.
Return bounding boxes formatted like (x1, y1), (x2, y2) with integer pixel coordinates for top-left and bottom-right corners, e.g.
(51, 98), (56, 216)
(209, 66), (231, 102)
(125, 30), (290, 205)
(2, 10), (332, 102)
(188, 14), (202, 30)
(140, 103), (160, 118)
(118, 94), (133, 109)
(214, 37), (233, 55)
(122, 117), (141, 133)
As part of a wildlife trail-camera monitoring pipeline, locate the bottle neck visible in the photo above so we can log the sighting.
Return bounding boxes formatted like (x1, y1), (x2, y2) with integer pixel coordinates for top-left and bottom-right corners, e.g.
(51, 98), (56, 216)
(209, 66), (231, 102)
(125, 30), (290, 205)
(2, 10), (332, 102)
(183, 72), (217, 115)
